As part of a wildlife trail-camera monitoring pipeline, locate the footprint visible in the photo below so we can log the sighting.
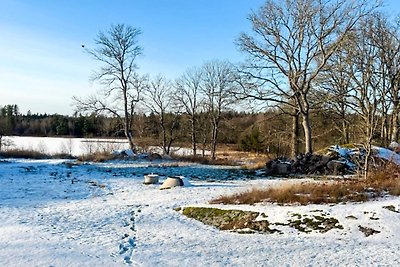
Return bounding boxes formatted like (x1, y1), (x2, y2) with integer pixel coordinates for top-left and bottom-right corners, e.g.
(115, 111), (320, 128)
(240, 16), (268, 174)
(124, 255), (132, 264)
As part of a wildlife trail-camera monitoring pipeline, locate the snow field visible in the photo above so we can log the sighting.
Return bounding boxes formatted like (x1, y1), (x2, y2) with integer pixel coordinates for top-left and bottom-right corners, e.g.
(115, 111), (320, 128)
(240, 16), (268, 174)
(0, 159), (399, 266)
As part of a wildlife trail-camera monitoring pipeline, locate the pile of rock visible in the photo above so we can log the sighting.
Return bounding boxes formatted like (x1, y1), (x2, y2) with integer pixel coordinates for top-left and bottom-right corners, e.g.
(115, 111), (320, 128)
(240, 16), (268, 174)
(265, 154), (351, 176)
(264, 144), (371, 176)
(265, 143), (400, 176)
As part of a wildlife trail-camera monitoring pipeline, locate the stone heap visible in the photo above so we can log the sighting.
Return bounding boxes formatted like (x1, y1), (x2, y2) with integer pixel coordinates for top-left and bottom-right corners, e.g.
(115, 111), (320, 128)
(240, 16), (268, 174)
(264, 145), (368, 176)
(265, 153), (352, 176)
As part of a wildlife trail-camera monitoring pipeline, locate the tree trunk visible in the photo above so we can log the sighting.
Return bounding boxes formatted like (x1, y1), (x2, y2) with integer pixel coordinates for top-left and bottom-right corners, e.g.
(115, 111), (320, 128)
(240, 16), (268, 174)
(364, 138), (373, 180)
(126, 130), (136, 154)
(162, 127), (167, 155)
(302, 112), (313, 154)
(391, 83), (399, 142)
(380, 116), (388, 147)
(211, 123), (218, 160)
(202, 135), (207, 158)
(123, 81), (136, 154)
(391, 111), (399, 142)
(342, 120), (349, 144)
(291, 111), (300, 157)
(191, 118), (197, 156)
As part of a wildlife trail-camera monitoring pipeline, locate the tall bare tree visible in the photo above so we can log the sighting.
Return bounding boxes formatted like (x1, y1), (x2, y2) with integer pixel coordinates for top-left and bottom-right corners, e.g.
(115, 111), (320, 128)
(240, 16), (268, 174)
(237, 0), (378, 154)
(174, 67), (203, 156)
(73, 24), (144, 153)
(202, 60), (236, 160)
(318, 35), (354, 144)
(370, 14), (400, 142)
(346, 16), (384, 178)
(145, 75), (179, 155)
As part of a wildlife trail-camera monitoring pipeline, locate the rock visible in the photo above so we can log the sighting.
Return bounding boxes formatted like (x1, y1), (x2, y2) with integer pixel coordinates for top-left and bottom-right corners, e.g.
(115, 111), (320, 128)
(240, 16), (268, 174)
(265, 158), (292, 175)
(160, 176), (184, 190)
(326, 160), (347, 175)
(389, 141), (400, 153)
(273, 162), (291, 175)
(147, 153), (162, 160)
(265, 152), (353, 176)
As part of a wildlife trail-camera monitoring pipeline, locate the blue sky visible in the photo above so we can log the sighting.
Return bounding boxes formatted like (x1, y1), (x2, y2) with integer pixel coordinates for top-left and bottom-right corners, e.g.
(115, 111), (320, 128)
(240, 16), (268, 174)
(0, 0), (399, 115)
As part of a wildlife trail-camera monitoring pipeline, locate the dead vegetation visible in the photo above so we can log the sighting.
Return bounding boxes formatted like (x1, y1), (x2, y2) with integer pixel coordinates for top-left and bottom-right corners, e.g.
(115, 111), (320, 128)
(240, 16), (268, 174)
(77, 152), (124, 163)
(0, 149), (75, 160)
(171, 148), (270, 168)
(211, 163), (400, 205)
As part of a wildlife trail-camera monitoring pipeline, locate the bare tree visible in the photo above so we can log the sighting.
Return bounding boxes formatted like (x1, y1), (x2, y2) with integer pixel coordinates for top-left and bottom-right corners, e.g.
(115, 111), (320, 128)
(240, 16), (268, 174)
(237, 0), (378, 154)
(145, 75), (179, 155)
(73, 24), (144, 153)
(318, 35), (354, 144)
(202, 60), (236, 160)
(346, 17), (383, 178)
(174, 67), (203, 156)
(370, 15), (400, 142)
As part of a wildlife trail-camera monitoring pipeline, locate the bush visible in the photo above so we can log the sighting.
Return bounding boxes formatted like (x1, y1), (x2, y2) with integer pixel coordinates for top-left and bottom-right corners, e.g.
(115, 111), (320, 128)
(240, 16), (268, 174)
(239, 127), (265, 153)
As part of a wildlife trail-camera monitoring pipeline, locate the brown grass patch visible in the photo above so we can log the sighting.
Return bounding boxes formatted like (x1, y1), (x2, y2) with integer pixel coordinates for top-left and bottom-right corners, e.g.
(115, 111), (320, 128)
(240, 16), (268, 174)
(0, 149), (75, 159)
(171, 149), (270, 167)
(171, 154), (240, 166)
(211, 163), (400, 205)
(77, 152), (124, 162)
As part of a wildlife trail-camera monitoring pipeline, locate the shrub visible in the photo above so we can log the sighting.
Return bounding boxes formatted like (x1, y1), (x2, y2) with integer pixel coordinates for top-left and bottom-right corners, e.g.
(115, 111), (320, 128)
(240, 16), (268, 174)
(239, 127), (265, 153)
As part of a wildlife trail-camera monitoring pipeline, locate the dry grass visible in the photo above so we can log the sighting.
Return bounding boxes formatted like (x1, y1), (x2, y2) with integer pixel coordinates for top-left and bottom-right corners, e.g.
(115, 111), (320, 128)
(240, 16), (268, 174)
(217, 149), (270, 168)
(211, 163), (400, 205)
(241, 161), (268, 170)
(171, 154), (240, 166)
(0, 149), (75, 159)
(171, 148), (270, 167)
(77, 152), (124, 162)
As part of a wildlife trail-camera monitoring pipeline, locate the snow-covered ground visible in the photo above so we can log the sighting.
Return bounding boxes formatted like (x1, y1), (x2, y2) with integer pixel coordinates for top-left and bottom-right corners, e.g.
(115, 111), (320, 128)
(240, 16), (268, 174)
(0, 158), (399, 266)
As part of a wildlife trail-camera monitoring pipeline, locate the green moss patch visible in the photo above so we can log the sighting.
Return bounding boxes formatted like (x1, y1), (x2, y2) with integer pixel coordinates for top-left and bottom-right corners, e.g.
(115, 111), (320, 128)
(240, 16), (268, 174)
(180, 207), (343, 234)
(383, 205), (400, 213)
(181, 207), (279, 234)
(288, 214), (343, 233)
(358, 225), (380, 237)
